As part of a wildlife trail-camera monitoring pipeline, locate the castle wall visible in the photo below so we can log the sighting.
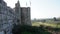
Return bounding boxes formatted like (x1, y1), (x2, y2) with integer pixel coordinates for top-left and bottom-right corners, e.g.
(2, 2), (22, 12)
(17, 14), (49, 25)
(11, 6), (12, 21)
(0, 0), (31, 34)
(21, 7), (31, 26)
(15, 1), (21, 25)
(0, 1), (17, 34)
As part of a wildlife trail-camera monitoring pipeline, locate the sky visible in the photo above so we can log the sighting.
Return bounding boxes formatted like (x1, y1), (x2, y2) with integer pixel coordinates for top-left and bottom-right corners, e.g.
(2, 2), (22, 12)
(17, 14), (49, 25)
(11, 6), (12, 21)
(4, 0), (60, 19)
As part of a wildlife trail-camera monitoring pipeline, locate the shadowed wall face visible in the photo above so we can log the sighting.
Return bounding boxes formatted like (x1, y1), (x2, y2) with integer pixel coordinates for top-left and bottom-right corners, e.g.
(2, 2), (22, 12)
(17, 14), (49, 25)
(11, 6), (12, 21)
(15, 1), (21, 25)
(0, 0), (2, 3)
(21, 7), (31, 26)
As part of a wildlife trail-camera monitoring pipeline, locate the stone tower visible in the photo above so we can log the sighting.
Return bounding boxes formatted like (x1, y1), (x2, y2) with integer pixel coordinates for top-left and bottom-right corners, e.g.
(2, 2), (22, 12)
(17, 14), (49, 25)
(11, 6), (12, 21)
(0, 0), (3, 3)
(15, 0), (21, 25)
(14, 0), (32, 26)
(21, 7), (31, 26)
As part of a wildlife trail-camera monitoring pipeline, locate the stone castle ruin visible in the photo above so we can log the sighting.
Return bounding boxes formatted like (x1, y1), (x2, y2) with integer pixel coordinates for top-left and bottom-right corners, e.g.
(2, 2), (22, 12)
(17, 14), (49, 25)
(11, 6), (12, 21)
(0, 0), (31, 34)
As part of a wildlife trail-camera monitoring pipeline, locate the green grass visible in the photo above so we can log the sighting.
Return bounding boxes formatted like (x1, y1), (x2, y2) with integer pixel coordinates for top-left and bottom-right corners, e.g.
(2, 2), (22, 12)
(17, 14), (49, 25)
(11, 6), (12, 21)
(32, 22), (60, 28)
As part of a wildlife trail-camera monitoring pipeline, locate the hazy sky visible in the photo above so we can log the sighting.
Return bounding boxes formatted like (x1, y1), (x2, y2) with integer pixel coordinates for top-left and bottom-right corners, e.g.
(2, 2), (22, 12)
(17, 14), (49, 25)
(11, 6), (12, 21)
(4, 0), (60, 19)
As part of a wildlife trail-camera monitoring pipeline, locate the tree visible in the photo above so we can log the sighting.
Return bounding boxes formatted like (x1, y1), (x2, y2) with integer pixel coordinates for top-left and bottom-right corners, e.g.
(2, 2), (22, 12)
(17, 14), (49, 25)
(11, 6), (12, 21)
(53, 17), (57, 21)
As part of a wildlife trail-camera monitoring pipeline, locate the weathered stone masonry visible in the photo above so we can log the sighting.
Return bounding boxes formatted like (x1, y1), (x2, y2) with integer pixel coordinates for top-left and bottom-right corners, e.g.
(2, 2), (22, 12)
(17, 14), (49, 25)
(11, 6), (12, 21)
(0, 0), (31, 34)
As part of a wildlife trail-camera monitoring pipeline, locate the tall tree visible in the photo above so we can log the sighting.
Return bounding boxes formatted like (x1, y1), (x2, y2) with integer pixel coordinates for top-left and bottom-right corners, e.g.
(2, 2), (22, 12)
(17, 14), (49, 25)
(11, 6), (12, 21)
(53, 17), (57, 21)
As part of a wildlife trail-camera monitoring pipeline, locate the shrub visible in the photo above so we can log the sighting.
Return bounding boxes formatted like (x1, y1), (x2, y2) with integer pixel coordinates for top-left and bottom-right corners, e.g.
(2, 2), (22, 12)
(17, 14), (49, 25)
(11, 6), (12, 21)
(12, 25), (51, 34)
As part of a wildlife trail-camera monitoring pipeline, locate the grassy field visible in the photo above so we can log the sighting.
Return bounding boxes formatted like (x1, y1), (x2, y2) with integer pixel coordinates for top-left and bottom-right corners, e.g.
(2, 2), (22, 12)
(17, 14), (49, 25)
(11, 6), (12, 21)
(32, 22), (60, 28)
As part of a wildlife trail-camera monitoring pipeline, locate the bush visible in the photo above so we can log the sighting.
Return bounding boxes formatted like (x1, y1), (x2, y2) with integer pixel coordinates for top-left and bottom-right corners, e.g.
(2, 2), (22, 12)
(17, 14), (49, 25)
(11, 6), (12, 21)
(12, 25), (51, 34)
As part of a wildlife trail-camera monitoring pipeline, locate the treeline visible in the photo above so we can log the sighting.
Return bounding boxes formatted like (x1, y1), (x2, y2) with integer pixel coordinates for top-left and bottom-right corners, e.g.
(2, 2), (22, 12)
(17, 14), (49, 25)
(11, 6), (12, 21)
(31, 19), (46, 23)
(31, 17), (60, 23)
